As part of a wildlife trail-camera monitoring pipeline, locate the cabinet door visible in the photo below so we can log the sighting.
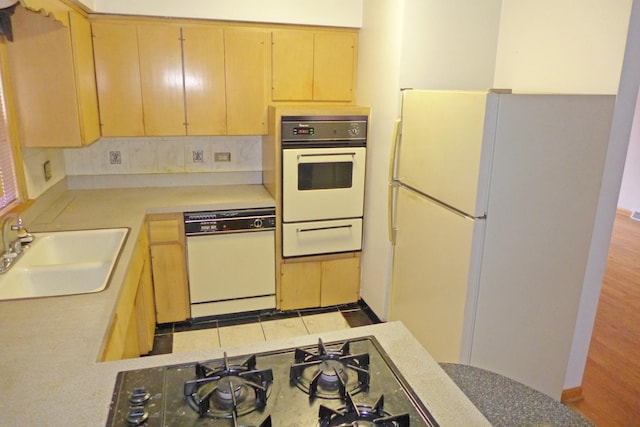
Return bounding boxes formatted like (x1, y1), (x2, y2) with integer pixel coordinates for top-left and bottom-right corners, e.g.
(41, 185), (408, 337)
(135, 227), (156, 355)
(101, 314), (125, 361)
(6, 6), (83, 147)
(92, 21), (145, 136)
(225, 28), (270, 135)
(271, 30), (313, 101)
(122, 307), (141, 359)
(320, 256), (360, 306)
(150, 243), (190, 323)
(280, 261), (321, 310)
(313, 31), (356, 101)
(135, 257), (156, 355)
(68, 12), (100, 145)
(138, 24), (186, 136)
(182, 25), (226, 135)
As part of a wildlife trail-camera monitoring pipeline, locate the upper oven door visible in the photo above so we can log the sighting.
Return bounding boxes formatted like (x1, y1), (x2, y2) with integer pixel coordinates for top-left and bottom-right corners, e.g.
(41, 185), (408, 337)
(282, 146), (366, 222)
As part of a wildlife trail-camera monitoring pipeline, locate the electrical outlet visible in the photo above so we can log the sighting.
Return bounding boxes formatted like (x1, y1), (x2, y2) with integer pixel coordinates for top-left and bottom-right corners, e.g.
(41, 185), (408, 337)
(214, 152), (231, 162)
(109, 151), (122, 165)
(43, 160), (52, 181)
(192, 150), (204, 163)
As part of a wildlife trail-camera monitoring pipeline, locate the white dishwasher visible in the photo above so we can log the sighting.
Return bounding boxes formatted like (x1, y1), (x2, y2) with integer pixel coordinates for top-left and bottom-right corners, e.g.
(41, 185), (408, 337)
(184, 207), (276, 318)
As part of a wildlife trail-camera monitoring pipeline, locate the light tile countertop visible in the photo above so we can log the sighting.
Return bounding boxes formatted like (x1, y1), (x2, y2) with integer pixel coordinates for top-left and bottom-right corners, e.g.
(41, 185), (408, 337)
(0, 182), (489, 426)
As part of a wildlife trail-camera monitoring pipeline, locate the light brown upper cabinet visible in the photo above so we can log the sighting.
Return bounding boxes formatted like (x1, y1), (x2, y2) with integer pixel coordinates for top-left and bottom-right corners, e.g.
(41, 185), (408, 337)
(271, 30), (357, 102)
(271, 30), (314, 101)
(92, 21), (145, 137)
(182, 26), (227, 135)
(225, 28), (270, 135)
(137, 24), (185, 136)
(6, 7), (100, 147)
(93, 21), (229, 136)
(138, 24), (228, 136)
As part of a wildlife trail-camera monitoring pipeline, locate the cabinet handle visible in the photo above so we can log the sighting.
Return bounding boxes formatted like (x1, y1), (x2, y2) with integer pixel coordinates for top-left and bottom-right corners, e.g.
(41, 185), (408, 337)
(297, 224), (353, 233)
(388, 118), (401, 244)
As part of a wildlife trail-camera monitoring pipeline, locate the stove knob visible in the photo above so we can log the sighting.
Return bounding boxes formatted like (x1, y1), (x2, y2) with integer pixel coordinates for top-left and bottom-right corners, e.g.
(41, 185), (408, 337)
(253, 218), (263, 228)
(129, 387), (151, 405)
(126, 406), (149, 426)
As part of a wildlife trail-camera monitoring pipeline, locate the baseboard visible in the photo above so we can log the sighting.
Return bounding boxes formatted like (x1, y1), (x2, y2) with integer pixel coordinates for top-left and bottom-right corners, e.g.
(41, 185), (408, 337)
(616, 207), (632, 217)
(561, 386), (584, 403)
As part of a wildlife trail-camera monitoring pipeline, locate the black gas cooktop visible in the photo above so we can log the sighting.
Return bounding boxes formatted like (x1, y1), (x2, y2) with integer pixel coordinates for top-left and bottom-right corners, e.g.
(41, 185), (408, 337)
(106, 336), (439, 426)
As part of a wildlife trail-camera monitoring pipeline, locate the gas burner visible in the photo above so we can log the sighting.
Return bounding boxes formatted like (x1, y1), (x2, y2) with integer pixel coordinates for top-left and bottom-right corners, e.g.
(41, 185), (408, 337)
(184, 353), (273, 423)
(290, 339), (370, 399)
(318, 394), (410, 427)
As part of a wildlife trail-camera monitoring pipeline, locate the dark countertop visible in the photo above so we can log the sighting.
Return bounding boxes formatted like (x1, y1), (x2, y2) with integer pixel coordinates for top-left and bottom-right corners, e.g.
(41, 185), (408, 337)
(440, 363), (593, 426)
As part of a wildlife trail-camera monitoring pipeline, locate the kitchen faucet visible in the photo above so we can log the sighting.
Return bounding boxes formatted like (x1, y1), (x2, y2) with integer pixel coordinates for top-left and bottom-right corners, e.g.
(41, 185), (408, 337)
(1, 214), (32, 273)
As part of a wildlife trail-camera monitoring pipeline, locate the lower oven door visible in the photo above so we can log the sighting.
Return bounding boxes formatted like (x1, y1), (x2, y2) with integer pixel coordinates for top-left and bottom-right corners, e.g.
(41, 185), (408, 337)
(282, 218), (362, 257)
(282, 146), (366, 222)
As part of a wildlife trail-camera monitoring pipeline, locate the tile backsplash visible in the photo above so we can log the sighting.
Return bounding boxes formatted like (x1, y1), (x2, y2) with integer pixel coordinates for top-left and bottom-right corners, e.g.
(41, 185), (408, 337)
(21, 136), (263, 199)
(63, 136), (262, 175)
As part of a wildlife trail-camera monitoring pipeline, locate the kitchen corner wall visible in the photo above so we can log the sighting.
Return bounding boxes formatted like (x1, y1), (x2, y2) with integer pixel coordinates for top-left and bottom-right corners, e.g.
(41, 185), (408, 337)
(21, 147), (67, 200)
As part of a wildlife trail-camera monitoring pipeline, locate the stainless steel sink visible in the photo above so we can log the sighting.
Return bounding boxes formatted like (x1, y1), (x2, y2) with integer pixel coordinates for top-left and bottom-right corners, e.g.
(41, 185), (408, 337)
(0, 228), (128, 301)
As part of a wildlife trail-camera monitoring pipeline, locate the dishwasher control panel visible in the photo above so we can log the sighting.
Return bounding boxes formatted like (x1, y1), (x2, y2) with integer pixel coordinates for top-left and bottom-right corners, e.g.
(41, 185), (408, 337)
(184, 208), (275, 235)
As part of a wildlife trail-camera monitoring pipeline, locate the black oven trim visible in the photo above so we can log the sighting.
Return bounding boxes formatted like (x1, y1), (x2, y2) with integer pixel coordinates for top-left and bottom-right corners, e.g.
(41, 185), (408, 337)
(281, 115), (368, 148)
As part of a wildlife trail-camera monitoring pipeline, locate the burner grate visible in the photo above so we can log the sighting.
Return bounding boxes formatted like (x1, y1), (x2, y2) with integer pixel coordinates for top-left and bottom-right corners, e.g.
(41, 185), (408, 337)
(319, 393), (410, 427)
(290, 339), (370, 399)
(184, 353), (273, 422)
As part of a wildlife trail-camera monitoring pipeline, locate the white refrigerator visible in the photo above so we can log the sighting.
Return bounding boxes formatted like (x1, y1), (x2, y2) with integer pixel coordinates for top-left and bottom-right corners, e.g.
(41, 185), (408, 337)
(388, 89), (615, 399)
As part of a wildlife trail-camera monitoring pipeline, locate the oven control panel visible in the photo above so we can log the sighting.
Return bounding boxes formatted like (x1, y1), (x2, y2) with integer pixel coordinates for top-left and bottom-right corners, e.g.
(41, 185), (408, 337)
(281, 115), (367, 147)
(184, 208), (275, 236)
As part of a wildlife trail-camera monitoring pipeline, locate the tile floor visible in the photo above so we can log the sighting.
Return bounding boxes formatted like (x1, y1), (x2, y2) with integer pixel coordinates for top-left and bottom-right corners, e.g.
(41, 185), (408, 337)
(148, 303), (379, 356)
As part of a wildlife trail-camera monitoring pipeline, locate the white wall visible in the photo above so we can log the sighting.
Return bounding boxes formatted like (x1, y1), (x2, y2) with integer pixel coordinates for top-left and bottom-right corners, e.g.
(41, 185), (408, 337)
(357, 0), (404, 320)
(399, 0), (502, 90)
(564, 0), (640, 390)
(75, 0), (94, 9)
(21, 148), (66, 199)
(618, 95), (640, 212)
(357, 0), (501, 319)
(492, 0), (635, 392)
(494, 0), (630, 94)
(89, 0), (363, 28)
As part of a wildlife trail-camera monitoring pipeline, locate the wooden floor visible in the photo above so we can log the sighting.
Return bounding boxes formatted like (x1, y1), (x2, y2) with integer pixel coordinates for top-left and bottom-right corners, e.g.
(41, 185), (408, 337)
(568, 212), (640, 426)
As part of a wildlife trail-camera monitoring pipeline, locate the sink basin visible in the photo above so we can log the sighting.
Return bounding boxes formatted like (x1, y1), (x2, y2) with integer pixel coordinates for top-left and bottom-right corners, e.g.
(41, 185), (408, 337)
(0, 228), (128, 301)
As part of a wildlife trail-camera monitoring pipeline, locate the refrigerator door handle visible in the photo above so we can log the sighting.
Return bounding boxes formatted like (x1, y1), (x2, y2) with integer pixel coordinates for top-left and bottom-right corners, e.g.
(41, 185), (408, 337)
(388, 118), (401, 244)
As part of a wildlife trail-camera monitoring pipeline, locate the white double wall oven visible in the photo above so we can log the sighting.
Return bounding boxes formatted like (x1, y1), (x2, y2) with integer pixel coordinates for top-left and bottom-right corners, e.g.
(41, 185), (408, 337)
(281, 116), (368, 258)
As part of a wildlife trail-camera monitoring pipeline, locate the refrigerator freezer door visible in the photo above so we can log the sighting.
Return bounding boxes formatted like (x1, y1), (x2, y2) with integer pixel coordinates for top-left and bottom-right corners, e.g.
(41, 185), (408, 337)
(389, 186), (485, 363)
(398, 90), (498, 217)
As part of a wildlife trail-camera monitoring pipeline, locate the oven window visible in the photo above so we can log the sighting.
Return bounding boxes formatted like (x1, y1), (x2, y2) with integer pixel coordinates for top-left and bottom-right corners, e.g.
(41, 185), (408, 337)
(298, 162), (353, 190)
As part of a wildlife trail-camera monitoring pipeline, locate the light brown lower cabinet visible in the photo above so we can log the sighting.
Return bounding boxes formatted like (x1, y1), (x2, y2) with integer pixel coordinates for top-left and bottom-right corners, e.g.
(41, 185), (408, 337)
(101, 227), (155, 361)
(279, 252), (360, 310)
(147, 214), (190, 324)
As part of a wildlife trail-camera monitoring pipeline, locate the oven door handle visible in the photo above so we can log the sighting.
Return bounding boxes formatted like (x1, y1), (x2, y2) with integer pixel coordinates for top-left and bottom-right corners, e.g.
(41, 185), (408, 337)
(297, 152), (356, 163)
(296, 224), (353, 233)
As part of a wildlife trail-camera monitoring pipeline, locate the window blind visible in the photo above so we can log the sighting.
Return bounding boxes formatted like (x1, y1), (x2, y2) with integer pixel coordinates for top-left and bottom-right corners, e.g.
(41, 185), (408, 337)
(0, 65), (18, 210)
